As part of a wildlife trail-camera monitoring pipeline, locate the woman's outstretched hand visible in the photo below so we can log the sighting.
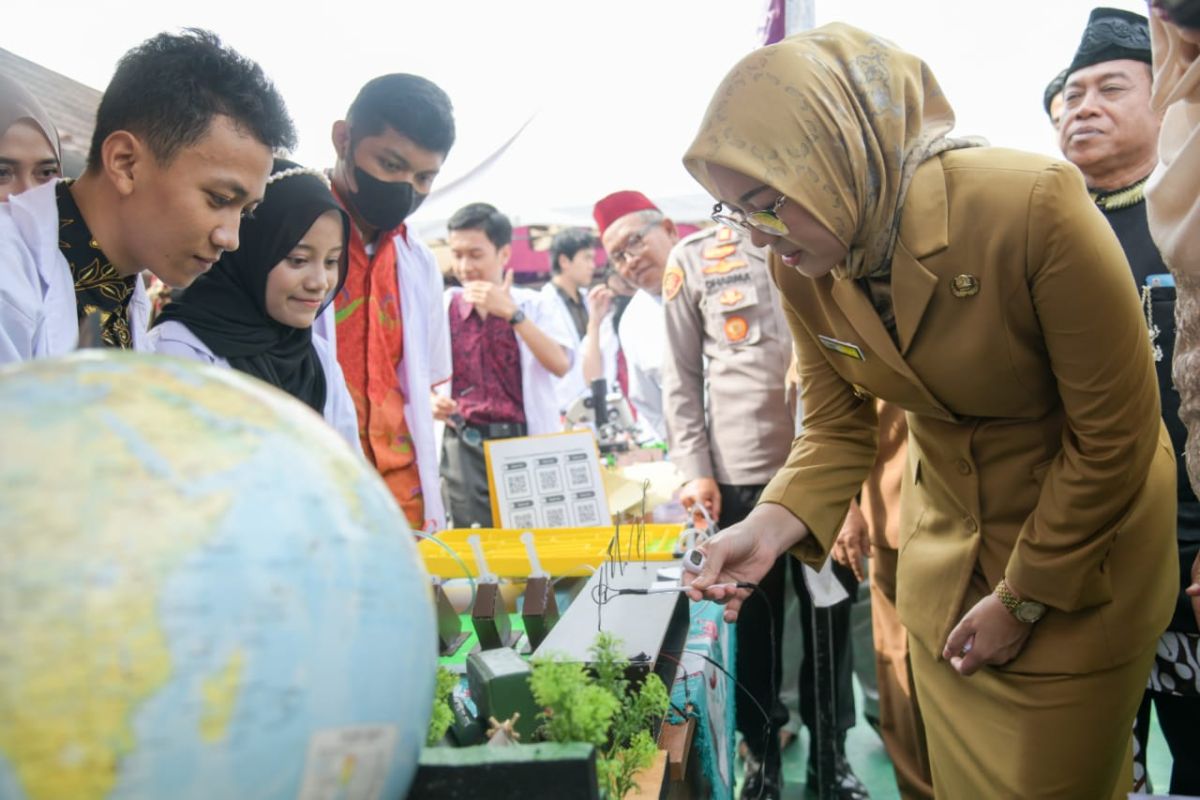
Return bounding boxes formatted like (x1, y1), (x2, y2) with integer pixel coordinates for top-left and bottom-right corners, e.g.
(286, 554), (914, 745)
(681, 502), (810, 622)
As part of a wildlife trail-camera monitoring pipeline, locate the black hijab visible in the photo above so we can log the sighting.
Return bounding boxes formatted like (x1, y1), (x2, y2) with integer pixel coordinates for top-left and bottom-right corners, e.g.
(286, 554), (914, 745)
(155, 159), (349, 412)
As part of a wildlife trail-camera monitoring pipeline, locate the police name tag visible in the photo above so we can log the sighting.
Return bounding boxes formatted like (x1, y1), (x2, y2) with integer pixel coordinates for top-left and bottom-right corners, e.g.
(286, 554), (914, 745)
(817, 334), (865, 361)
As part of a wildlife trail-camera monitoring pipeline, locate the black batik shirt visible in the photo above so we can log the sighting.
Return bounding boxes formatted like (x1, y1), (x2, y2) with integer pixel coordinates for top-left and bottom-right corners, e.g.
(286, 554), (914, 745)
(55, 181), (137, 348)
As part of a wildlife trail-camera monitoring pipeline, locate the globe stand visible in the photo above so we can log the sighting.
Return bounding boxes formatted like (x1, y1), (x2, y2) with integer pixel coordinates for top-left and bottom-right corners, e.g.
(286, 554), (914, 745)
(434, 578), (470, 656)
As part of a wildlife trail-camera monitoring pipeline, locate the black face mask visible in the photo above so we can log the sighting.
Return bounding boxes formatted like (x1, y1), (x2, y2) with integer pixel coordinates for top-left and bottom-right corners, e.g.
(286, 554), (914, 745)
(345, 165), (426, 231)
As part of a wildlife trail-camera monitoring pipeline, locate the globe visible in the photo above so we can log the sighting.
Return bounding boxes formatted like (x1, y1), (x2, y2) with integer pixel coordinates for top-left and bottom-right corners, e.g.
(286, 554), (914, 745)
(0, 352), (436, 800)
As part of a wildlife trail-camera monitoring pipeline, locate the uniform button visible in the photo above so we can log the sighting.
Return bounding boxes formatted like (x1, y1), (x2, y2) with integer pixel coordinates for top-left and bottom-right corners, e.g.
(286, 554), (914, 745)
(965, 517), (978, 533)
(956, 459), (972, 475)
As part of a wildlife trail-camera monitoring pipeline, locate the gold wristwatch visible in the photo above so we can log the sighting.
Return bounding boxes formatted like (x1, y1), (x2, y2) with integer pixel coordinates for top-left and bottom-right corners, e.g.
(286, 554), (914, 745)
(993, 578), (1046, 623)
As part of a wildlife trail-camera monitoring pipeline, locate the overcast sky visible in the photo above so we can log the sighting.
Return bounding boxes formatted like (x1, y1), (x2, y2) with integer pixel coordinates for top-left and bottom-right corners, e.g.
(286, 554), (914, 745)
(4, 0), (1149, 225)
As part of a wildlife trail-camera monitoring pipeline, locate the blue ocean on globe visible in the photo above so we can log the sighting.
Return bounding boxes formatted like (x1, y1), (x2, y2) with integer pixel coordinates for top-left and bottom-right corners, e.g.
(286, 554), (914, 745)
(0, 352), (436, 800)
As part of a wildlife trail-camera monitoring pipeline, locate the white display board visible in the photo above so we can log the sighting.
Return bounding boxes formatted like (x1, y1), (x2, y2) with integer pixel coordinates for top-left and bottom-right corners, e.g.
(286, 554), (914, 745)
(484, 431), (609, 529)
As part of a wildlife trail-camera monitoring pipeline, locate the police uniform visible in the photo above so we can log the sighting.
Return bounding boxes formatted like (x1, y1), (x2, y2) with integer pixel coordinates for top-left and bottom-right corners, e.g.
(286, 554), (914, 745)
(661, 226), (863, 794)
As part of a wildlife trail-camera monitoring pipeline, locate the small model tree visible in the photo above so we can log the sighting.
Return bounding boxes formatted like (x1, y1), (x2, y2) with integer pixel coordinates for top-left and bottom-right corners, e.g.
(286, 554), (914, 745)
(529, 632), (669, 799)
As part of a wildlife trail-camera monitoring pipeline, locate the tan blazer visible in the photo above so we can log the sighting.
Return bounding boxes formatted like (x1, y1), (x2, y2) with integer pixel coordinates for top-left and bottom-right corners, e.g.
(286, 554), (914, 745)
(760, 147), (1178, 674)
(860, 399), (908, 555)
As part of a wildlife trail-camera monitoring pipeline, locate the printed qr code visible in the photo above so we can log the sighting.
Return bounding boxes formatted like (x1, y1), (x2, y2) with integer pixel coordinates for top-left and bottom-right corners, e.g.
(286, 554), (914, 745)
(576, 502), (601, 525)
(536, 468), (562, 493)
(543, 506), (568, 528)
(567, 464), (591, 488)
(506, 472), (530, 497)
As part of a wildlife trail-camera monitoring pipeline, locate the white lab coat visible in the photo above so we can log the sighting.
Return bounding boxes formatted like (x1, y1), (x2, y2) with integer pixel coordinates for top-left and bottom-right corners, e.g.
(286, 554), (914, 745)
(0, 180), (151, 363)
(313, 229), (452, 531)
(537, 281), (619, 413)
(441, 285), (575, 436)
(617, 289), (667, 443)
(149, 319), (362, 455)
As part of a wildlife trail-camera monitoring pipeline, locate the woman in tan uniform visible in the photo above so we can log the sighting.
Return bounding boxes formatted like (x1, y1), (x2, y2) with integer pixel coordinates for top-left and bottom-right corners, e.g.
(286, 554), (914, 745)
(681, 24), (1177, 799)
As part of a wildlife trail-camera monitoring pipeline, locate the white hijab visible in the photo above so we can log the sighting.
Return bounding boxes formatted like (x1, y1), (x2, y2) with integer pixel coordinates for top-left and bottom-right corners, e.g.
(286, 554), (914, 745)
(0, 74), (61, 163)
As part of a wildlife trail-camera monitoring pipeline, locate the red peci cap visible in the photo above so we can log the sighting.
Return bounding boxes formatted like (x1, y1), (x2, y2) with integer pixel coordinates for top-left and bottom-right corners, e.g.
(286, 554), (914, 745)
(592, 190), (660, 238)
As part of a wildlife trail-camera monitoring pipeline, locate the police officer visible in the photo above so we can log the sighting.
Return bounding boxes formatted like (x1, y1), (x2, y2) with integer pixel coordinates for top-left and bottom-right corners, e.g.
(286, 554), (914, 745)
(661, 225), (866, 800)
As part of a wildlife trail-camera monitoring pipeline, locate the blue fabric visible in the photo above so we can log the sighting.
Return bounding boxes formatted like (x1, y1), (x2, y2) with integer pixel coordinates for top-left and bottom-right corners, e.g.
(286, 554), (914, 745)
(667, 601), (737, 800)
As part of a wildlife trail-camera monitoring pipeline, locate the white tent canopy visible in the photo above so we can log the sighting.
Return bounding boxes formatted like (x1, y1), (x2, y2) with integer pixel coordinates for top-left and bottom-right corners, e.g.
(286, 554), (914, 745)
(408, 107), (716, 241)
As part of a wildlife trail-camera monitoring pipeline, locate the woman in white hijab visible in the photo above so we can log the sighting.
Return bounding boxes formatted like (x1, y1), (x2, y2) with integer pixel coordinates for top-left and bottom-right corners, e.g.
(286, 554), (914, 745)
(0, 74), (61, 202)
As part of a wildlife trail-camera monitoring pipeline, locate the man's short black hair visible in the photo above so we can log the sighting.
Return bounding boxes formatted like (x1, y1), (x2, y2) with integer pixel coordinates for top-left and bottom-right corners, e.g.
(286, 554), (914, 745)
(347, 74), (456, 156)
(447, 202), (512, 249)
(548, 228), (596, 273)
(88, 29), (295, 171)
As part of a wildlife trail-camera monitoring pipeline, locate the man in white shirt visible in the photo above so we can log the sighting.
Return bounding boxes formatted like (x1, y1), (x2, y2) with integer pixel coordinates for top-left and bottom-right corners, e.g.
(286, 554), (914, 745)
(436, 202), (573, 527)
(539, 227), (619, 414)
(592, 191), (678, 443)
(0, 30), (293, 363)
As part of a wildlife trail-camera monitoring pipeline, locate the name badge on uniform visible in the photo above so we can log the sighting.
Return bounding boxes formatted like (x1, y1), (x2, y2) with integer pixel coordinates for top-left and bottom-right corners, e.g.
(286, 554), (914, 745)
(818, 334), (865, 361)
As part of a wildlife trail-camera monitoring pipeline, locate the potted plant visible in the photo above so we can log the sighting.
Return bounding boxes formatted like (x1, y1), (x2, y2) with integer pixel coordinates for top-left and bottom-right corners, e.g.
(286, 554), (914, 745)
(530, 632), (669, 799)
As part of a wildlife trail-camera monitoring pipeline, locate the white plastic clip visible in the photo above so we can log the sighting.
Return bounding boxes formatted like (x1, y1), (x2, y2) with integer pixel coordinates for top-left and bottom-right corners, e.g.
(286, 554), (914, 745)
(520, 531), (547, 579)
(468, 534), (497, 584)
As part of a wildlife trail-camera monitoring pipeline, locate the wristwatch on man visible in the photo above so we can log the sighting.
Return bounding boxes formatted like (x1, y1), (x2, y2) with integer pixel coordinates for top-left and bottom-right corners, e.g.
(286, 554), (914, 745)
(993, 578), (1046, 623)
(508, 309), (527, 326)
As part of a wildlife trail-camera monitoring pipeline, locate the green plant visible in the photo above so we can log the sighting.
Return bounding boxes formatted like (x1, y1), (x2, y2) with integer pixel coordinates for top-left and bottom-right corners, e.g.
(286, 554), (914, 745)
(426, 666), (459, 746)
(529, 632), (669, 799)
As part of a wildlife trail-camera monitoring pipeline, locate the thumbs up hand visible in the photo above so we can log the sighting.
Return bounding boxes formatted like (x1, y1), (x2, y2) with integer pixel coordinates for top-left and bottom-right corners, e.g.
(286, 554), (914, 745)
(463, 269), (518, 320)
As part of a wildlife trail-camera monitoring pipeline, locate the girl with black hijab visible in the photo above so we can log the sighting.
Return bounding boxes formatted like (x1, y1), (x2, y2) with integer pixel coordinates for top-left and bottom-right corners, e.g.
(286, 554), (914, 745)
(151, 159), (360, 452)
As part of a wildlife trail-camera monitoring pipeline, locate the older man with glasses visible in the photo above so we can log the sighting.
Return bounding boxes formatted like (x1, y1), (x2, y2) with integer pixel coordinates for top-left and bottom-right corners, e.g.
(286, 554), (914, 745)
(593, 190), (678, 442)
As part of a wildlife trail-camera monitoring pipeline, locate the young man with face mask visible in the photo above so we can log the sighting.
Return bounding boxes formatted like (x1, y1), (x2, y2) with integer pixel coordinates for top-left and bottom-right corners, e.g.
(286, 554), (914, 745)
(0, 29), (294, 362)
(324, 74), (457, 532)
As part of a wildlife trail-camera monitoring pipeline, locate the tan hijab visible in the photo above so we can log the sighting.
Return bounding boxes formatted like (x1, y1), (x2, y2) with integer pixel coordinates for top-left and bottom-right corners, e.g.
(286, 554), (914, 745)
(0, 74), (61, 163)
(682, 23), (982, 280)
(1145, 14), (1200, 272)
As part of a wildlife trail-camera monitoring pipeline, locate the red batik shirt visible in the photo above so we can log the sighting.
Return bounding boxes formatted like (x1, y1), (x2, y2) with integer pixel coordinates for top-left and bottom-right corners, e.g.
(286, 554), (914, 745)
(334, 216), (424, 528)
(448, 292), (525, 427)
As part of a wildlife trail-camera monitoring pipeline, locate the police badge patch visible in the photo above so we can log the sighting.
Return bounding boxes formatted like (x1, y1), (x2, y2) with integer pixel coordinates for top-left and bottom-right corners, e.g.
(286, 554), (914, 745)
(663, 263), (685, 301)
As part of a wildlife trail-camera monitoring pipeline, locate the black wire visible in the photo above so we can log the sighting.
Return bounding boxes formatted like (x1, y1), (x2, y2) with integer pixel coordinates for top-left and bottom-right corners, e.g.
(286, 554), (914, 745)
(669, 701), (692, 720)
(588, 553), (776, 799)
(592, 566), (607, 632)
(650, 584), (775, 800)
(751, 583), (777, 800)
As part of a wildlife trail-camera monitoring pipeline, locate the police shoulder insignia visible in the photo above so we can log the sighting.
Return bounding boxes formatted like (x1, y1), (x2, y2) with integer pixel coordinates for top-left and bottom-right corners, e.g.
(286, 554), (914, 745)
(663, 263), (685, 301)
